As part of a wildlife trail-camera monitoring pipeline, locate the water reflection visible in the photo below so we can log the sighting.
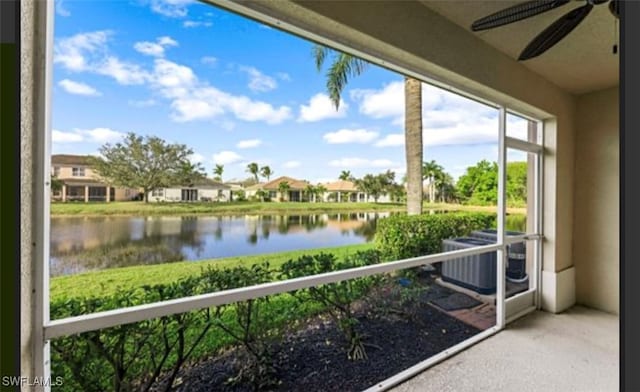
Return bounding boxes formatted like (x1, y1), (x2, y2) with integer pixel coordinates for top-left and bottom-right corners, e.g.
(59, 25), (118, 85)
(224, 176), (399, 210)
(50, 212), (391, 276)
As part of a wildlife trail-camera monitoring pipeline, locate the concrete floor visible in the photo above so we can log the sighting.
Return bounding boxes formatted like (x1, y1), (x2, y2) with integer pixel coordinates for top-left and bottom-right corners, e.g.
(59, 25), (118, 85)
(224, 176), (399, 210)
(392, 306), (618, 392)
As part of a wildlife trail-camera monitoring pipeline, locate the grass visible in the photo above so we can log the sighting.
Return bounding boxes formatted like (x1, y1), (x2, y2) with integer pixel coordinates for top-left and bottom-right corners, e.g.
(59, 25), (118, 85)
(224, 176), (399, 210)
(50, 200), (526, 216)
(50, 243), (375, 301)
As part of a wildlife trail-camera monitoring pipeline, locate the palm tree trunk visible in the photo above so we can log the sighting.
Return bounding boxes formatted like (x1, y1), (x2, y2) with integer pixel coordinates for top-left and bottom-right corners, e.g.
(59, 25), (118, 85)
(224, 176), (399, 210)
(404, 77), (423, 215)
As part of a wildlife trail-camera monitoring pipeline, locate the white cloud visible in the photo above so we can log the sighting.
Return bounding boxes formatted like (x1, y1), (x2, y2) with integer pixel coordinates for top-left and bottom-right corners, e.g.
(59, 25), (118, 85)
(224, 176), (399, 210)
(58, 79), (101, 96)
(323, 128), (378, 144)
(54, 31), (150, 85)
(240, 66), (277, 93)
(423, 119), (497, 146)
(82, 128), (126, 143)
(55, 32), (291, 125)
(96, 57), (150, 85)
(134, 42), (165, 57)
(134, 36), (178, 57)
(236, 139), (262, 149)
(282, 161), (301, 169)
(56, 0), (70, 16)
(149, 0), (193, 18)
(374, 133), (404, 147)
(350, 81), (446, 125)
(52, 129), (83, 143)
(189, 153), (204, 164)
(201, 56), (218, 66)
(157, 36), (178, 46)
(51, 128), (125, 144)
(328, 158), (396, 169)
(277, 72), (291, 81)
(128, 99), (157, 108)
(213, 151), (243, 165)
(183, 20), (213, 28)
(351, 79), (501, 147)
(298, 93), (348, 122)
(350, 81), (404, 121)
(54, 30), (111, 72)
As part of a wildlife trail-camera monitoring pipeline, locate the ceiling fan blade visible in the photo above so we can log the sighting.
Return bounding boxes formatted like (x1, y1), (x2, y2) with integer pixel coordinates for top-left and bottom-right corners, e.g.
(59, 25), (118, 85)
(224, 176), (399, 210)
(518, 3), (593, 61)
(471, 0), (571, 32)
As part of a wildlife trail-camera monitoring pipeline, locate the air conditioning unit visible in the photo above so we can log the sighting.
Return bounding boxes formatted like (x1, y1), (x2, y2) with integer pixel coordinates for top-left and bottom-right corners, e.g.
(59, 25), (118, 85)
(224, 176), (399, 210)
(469, 229), (528, 283)
(441, 237), (496, 294)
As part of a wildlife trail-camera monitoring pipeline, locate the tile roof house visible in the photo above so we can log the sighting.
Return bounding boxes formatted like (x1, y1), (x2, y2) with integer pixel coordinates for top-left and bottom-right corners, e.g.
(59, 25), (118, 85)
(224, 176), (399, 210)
(51, 154), (141, 202)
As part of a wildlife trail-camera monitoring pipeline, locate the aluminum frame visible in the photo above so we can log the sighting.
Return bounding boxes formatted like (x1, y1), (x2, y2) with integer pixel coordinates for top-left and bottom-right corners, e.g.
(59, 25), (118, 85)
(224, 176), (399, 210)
(34, 0), (547, 389)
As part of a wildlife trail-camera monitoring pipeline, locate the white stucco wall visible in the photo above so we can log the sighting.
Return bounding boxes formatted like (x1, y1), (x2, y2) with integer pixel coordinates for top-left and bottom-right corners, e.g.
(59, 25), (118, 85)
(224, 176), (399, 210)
(573, 86), (619, 314)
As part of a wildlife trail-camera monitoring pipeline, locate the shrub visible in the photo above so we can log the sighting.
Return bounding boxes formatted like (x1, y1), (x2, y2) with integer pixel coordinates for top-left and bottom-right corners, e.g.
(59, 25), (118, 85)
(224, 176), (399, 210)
(199, 262), (282, 389)
(51, 277), (214, 392)
(374, 212), (496, 261)
(280, 250), (383, 360)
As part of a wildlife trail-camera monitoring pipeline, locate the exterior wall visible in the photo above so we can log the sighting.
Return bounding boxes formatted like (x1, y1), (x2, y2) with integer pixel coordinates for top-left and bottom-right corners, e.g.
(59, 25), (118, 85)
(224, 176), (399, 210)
(52, 164), (97, 180)
(237, 0), (579, 312)
(148, 188), (231, 202)
(573, 86), (619, 314)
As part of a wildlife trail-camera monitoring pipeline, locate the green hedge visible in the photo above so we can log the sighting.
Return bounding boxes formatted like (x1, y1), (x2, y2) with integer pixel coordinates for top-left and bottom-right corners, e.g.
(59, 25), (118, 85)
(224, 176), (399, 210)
(374, 212), (496, 261)
(50, 250), (383, 391)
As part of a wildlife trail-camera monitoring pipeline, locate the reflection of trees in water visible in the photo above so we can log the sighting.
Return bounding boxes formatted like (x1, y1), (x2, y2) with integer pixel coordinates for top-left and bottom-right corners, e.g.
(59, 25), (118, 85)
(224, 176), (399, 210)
(50, 242), (184, 276)
(351, 218), (378, 242)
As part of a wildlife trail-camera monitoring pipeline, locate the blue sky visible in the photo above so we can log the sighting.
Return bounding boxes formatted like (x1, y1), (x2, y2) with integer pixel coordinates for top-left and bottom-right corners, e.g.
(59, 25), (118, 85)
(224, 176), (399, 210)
(51, 0), (529, 183)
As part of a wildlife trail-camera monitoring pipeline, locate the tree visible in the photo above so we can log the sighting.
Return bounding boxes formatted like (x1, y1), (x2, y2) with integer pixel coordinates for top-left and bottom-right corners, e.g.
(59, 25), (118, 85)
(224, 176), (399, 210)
(277, 181), (290, 202)
(260, 166), (273, 182)
(315, 184), (327, 202)
(89, 132), (204, 203)
(456, 160), (499, 205)
(455, 160), (528, 206)
(422, 160), (444, 203)
(506, 162), (527, 204)
(213, 164), (224, 182)
(434, 171), (456, 203)
(246, 162), (260, 183)
(339, 170), (353, 181)
(304, 184), (316, 202)
(51, 175), (63, 194)
(314, 46), (423, 215)
(354, 171), (395, 203)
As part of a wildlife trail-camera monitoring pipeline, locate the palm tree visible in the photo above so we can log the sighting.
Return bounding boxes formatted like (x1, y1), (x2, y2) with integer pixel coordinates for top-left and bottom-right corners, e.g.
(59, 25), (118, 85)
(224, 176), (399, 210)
(213, 164), (224, 182)
(339, 170), (353, 181)
(246, 162), (260, 183)
(315, 184), (327, 203)
(314, 45), (423, 215)
(260, 165), (273, 182)
(277, 181), (291, 202)
(304, 184), (316, 202)
(422, 160), (444, 203)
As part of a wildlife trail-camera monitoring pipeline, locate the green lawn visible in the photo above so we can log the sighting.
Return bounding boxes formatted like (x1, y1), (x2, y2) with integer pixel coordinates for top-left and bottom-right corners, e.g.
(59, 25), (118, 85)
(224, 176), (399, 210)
(50, 200), (525, 216)
(50, 243), (375, 301)
(50, 201), (405, 216)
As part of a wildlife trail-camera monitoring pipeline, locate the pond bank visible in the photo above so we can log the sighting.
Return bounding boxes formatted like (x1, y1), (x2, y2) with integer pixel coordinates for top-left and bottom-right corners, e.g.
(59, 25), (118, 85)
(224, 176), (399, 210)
(50, 201), (526, 217)
(50, 243), (375, 301)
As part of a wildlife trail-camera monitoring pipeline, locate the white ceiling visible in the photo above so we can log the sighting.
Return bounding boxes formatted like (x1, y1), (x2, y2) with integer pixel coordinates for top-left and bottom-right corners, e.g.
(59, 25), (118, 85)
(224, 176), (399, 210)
(421, 1), (619, 95)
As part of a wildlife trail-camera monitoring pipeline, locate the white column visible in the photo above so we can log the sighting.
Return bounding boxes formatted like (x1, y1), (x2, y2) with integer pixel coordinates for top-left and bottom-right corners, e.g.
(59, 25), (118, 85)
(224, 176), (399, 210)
(84, 185), (89, 202)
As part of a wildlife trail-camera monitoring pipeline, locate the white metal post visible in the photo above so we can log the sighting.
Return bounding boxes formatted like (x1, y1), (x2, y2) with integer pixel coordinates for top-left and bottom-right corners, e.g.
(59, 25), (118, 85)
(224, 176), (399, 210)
(33, 0), (54, 390)
(536, 120), (545, 309)
(496, 107), (507, 328)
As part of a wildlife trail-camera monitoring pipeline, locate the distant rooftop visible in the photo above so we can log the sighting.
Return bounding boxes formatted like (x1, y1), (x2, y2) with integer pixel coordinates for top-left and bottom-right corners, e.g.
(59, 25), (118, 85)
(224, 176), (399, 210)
(51, 154), (93, 166)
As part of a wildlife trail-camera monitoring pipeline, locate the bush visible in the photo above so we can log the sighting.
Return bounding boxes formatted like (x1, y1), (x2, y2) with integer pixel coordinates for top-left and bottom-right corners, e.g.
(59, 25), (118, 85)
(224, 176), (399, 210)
(374, 212), (496, 261)
(280, 250), (383, 360)
(51, 277), (213, 392)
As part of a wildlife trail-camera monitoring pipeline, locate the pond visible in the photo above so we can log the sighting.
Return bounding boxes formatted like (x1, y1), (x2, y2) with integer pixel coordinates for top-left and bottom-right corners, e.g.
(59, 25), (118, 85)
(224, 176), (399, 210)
(50, 211), (527, 276)
(49, 212), (386, 276)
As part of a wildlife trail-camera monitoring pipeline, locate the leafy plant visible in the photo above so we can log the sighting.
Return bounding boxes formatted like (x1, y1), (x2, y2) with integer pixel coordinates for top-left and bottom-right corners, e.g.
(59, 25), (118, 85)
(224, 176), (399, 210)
(199, 263), (282, 389)
(375, 212), (496, 261)
(280, 251), (382, 360)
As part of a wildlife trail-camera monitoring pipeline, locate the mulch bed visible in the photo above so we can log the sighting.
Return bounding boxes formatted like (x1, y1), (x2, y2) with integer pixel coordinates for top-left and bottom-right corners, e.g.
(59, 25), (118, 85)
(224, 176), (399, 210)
(164, 274), (484, 392)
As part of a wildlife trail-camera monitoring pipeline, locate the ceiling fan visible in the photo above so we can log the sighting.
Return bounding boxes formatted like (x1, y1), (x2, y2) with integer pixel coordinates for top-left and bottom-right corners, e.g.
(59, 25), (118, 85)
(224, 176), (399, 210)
(470, 0), (620, 61)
